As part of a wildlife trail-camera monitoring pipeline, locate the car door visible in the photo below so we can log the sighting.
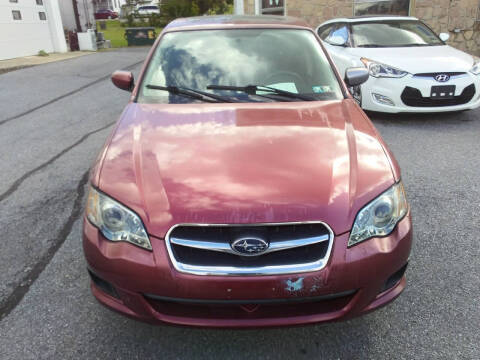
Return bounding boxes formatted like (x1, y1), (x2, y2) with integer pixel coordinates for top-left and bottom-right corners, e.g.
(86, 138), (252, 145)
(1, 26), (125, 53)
(319, 23), (356, 79)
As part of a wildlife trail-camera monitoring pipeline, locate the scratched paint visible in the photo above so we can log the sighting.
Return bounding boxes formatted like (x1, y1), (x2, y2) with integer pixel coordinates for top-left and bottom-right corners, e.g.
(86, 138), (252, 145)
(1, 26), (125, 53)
(285, 277), (304, 292)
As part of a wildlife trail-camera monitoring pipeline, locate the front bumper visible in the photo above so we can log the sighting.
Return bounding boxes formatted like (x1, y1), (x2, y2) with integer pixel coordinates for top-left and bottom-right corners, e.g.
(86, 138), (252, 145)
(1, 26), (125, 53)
(360, 72), (480, 113)
(83, 213), (412, 328)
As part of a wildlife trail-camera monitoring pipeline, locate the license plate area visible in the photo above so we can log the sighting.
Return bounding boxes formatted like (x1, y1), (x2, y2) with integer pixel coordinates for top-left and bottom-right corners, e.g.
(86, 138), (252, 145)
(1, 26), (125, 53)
(431, 85), (455, 99)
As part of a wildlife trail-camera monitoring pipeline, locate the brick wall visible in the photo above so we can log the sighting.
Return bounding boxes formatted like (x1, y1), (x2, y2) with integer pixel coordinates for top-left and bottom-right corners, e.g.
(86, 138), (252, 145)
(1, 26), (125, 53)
(243, 0), (480, 55)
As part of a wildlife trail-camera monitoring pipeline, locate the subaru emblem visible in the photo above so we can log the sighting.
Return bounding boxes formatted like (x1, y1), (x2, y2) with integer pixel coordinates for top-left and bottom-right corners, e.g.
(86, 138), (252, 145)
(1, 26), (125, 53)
(231, 237), (269, 256)
(434, 74), (450, 82)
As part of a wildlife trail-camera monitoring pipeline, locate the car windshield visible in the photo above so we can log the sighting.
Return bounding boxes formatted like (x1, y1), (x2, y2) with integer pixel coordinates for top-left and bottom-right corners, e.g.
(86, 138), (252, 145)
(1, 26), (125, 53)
(137, 29), (344, 104)
(351, 20), (444, 47)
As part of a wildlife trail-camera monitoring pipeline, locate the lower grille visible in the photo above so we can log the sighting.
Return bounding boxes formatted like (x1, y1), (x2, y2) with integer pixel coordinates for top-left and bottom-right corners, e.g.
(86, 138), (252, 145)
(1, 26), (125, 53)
(165, 222), (334, 276)
(145, 291), (355, 320)
(401, 84), (475, 107)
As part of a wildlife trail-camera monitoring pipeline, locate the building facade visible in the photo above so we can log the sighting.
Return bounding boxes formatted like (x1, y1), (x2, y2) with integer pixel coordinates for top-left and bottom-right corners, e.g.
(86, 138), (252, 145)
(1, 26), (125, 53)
(241, 0), (480, 55)
(0, 0), (67, 60)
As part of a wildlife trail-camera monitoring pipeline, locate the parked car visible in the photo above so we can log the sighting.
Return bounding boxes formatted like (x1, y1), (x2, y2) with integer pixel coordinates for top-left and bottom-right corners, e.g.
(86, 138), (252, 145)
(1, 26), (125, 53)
(83, 15), (412, 328)
(317, 16), (480, 113)
(136, 5), (160, 15)
(94, 9), (118, 20)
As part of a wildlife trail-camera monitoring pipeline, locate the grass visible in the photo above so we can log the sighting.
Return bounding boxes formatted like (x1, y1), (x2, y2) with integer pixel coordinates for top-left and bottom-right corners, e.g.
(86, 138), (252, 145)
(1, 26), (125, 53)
(96, 20), (162, 48)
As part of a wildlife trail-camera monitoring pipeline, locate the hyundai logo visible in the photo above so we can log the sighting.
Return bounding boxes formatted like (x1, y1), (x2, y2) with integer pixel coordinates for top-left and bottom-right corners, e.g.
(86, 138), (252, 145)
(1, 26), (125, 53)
(231, 237), (269, 256)
(434, 74), (450, 82)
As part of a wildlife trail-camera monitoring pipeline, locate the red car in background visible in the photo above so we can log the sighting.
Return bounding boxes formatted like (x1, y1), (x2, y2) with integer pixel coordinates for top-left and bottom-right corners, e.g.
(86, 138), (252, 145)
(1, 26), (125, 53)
(83, 15), (413, 328)
(94, 9), (118, 19)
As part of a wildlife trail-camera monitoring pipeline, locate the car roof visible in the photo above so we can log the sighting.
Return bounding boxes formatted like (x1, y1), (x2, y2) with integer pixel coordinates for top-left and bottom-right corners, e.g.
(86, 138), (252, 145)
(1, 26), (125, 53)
(164, 15), (310, 32)
(318, 15), (418, 27)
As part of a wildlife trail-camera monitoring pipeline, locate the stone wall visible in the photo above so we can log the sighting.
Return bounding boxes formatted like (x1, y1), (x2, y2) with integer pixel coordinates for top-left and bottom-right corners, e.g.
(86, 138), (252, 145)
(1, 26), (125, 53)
(414, 0), (480, 55)
(243, 0), (480, 55)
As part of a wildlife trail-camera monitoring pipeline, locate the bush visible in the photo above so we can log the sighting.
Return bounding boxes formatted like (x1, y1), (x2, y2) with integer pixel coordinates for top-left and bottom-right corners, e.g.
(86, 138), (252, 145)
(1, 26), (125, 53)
(159, 0), (233, 26)
(37, 50), (48, 57)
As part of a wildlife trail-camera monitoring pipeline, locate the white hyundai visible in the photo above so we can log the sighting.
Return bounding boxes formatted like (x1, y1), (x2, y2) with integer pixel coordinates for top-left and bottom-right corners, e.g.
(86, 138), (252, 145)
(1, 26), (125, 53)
(317, 16), (480, 113)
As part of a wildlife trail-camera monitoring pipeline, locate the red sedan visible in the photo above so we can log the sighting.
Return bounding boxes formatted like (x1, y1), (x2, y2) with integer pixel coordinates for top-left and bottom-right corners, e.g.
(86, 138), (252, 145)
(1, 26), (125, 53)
(94, 9), (118, 19)
(83, 15), (412, 328)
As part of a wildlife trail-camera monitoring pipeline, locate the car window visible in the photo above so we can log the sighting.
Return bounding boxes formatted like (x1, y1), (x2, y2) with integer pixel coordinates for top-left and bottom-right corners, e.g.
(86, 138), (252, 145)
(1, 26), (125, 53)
(351, 20), (443, 47)
(317, 24), (335, 40)
(325, 23), (349, 45)
(138, 29), (344, 104)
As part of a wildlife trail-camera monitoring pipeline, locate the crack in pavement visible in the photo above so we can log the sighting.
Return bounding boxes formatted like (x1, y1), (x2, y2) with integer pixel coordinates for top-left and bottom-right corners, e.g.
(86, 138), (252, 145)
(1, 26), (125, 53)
(0, 170), (89, 320)
(0, 57), (145, 322)
(0, 60), (143, 127)
(0, 120), (114, 204)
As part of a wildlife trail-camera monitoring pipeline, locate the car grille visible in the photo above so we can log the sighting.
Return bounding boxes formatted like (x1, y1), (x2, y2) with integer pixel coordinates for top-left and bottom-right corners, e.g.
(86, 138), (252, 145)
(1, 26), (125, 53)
(401, 84), (475, 107)
(165, 222), (334, 276)
(413, 72), (466, 78)
(144, 290), (355, 320)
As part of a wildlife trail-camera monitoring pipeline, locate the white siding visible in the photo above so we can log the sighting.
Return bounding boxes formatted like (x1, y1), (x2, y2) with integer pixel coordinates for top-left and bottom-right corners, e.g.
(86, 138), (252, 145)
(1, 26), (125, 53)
(0, 0), (66, 60)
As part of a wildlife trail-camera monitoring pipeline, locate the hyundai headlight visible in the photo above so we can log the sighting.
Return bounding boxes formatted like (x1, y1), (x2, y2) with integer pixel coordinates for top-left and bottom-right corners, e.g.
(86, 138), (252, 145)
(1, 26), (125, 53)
(86, 186), (152, 250)
(361, 58), (408, 78)
(470, 58), (480, 75)
(348, 182), (408, 247)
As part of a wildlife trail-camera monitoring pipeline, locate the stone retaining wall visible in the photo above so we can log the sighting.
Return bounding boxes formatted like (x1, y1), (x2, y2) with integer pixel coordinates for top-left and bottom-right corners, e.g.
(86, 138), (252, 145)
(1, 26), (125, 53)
(244, 0), (480, 55)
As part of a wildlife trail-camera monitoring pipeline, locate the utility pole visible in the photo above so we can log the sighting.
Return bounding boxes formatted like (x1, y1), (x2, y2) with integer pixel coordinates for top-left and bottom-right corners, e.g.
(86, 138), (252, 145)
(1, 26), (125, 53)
(72, 0), (82, 32)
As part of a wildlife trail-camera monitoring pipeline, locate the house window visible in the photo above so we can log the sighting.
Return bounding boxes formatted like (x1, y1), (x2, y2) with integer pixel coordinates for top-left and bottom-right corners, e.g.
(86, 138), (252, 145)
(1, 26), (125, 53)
(354, 0), (410, 16)
(9, 0), (18, 3)
(36, 0), (44, 5)
(12, 10), (22, 20)
(39, 11), (46, 20)
(261, 0), (285, 15)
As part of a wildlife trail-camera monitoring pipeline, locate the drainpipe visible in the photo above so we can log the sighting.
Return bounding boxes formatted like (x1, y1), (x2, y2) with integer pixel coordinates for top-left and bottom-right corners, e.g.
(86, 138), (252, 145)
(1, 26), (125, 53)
(72, 0), (82, 32)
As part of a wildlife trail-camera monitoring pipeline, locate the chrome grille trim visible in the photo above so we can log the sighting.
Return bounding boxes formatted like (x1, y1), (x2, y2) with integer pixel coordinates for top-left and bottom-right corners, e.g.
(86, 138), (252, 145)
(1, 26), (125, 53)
(170, 234), (329, 255)
(164, 221), (335, 276)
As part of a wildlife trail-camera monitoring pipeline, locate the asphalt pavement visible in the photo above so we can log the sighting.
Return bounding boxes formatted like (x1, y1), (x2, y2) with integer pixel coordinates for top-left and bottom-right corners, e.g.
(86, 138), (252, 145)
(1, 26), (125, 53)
(0, 48), (479, 359)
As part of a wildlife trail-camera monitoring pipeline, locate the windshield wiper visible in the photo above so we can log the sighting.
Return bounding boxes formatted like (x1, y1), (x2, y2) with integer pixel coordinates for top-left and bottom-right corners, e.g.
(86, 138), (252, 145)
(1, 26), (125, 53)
(146, 84), (235, 103)
(207, 84), (316, 101)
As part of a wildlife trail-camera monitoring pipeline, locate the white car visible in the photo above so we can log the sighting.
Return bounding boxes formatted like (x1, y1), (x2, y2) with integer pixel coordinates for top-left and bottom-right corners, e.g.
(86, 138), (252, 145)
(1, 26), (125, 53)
(316, 16), (480, 113)
(136, 5), (160, 15)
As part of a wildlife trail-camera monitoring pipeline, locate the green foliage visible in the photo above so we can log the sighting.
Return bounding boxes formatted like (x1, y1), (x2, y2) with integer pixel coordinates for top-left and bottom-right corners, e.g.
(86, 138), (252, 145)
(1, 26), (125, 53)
(37, 50), (49, 57)
(206, 1), (233, 15)
(160, 0), (233, 26)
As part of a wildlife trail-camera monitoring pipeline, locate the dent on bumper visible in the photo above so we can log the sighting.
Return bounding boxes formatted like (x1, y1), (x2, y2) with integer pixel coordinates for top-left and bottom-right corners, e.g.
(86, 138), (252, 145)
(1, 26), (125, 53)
(83, 213), (413, 328)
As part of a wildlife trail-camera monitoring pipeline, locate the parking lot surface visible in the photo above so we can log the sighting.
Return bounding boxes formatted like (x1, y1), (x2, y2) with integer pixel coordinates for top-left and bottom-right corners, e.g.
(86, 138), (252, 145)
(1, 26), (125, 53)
(0, 48), (478, 359)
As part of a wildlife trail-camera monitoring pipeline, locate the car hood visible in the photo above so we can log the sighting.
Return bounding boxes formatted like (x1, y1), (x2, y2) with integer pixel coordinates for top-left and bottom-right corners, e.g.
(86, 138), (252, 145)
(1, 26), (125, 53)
(98, 100), (396, 238)
(349, 45), (475, 73)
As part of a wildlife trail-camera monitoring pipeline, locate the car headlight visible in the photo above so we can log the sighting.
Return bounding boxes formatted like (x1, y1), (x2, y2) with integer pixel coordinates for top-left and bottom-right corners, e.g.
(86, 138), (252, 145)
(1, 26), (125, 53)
(470, 57), (480, 75)
(361, 58), (408, 78)
(348, 182), (408, 247)
(86, 186), (152, 250)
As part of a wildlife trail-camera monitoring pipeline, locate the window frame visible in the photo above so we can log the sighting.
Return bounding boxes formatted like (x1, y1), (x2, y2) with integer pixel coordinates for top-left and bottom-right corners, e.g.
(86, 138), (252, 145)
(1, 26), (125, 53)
(260, 0), (286, 16)
(12, 10), (22, 21)
(353, 0), (411, 17)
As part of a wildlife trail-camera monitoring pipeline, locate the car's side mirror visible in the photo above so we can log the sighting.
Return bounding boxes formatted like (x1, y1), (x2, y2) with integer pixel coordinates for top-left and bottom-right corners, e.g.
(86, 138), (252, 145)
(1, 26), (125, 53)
(344, 67), (369, 87)
(327, 35), (347, 46)
(111, 71), (134, 92)
(439, 32), (450, 42)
